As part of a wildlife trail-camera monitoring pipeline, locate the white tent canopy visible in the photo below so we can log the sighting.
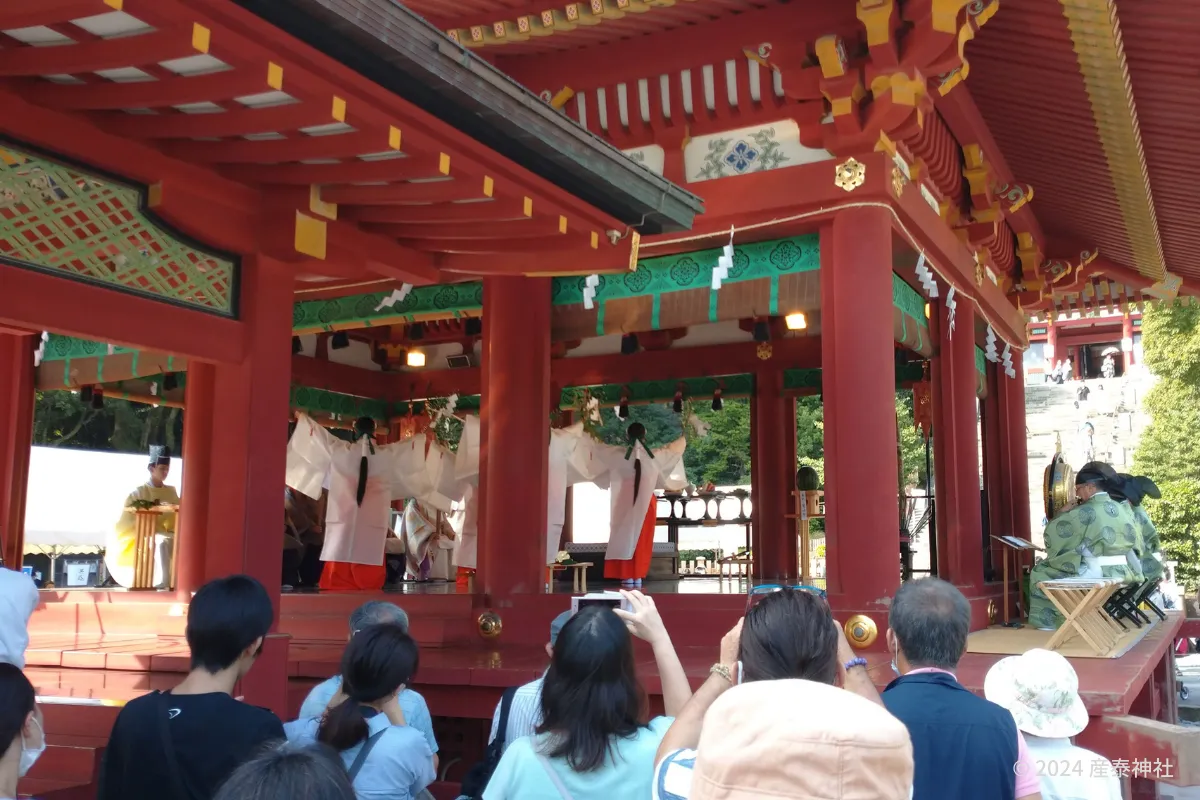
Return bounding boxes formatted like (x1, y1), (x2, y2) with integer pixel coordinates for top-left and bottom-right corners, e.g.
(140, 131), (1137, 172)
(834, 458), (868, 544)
(23, 446), (184, 549)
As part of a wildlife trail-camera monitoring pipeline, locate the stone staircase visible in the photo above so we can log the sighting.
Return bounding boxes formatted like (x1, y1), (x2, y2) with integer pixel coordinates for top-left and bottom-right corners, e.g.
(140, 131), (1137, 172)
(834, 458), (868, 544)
(1024, 372), (1155, 543)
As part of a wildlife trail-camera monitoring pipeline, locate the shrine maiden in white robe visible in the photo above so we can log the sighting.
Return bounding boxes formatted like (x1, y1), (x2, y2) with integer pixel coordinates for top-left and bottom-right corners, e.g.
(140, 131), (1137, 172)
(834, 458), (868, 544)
(452, 417), (590, 568)
(285, 413), (437, 566)
(572, 437), (689, 561)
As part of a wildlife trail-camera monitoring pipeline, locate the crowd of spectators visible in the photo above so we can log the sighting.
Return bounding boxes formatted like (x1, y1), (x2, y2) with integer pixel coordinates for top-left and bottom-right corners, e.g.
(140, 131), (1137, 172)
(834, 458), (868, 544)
(0, 568), (1131, 800)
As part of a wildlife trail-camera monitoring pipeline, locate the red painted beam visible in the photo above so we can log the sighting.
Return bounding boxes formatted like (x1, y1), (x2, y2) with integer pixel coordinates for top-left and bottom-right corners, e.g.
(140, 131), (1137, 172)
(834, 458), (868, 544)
(0, 86), (259, 214)
(95, 103), (341, 141)
(0, 26), (203, 77)
(0, 264), (244, 364)
(231, 155), (448, 186)
(0, 0), (119, 29)
(435, 238), (633, 277)
(21, 66), (281, 111)
(322, 180), (492, 206)
(297, 338), (822, 405)
(551, 337), (822, 389)
(341, 199), (531, 226)
(290, 355), (391, 399)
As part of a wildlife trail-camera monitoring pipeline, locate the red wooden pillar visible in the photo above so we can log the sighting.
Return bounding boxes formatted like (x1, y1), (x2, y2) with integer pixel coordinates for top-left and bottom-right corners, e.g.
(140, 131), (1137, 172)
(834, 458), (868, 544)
(996, 362), (1030, 542)
(1122, 313), (1135, 370)
(750, 367), (796, 581)
(1045, 320), (1058, 368)
(0, 333), (35, 570)
(820, 209), (899, 613)
(939, 302), (983, 589)
(176, 360), (214, 600)
(201, 255), (293, 716)
(480, 276), (551, 596)
(981, 364), (1004, 579)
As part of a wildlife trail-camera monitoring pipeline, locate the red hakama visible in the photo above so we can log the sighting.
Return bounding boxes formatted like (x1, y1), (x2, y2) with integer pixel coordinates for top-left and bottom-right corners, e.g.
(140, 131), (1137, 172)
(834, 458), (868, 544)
(604, 502), (657, 581)
(318, 561), (386, 591)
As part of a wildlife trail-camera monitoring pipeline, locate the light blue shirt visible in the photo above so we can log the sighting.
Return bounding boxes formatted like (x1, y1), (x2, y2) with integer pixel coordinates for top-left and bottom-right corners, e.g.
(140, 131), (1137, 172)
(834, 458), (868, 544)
(483, 716), (673, 800)
(299, 676), (439, 754)
(285, 713), (435, 800)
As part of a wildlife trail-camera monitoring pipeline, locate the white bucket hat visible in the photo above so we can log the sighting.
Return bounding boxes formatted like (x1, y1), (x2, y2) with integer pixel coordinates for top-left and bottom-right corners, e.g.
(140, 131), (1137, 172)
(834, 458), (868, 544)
(983, 648), (1089, 738)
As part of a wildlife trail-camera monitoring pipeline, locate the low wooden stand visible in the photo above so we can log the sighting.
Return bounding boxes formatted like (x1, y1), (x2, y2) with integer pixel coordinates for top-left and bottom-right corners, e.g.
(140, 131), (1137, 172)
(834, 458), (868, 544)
(992, 535), (1042, 623)
(1038, 578), (1125, 656)
(547, 562), (592, 592)
(125, 505), (177, 591)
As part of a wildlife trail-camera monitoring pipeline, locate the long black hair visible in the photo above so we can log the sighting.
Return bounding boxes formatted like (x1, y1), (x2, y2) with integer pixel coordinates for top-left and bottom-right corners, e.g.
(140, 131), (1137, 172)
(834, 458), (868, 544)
(0, 664), (35, 753)
(317, 625), (418, 751)
(738, 588), (838, 684)
(628, 422), (646, 507)
(353, 417), (376, 506)
(536, 606), (646, 772)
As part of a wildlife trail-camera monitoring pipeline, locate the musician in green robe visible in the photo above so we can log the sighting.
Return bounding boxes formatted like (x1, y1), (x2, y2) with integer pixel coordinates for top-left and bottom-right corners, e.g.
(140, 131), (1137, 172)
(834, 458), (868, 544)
(1116, 474), (1164, 582)
(1029, 462), (1144, 630)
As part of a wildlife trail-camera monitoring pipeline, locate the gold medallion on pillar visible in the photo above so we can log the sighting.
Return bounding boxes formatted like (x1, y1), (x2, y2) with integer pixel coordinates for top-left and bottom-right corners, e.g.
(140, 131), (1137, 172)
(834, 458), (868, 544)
(987, 599), (998, 625)
(835, 158), (866, 192)
(844, 615), (878, 648)
(478, 610), (503, 639)
(756, 342), (773, 360)
(891, 166), (906, 198)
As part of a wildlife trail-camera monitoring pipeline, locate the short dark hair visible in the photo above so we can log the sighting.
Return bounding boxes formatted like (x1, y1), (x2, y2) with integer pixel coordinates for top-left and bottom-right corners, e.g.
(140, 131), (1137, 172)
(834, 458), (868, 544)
(538, 606), (646, 772)
(187, 575), (274, 674)
(0, 664), (35, 752)
(889, 578), (970, 670)
(214, 743), (355, 800)
(348, 601), (408, 635)
(319, 625), (419, 752)
(738, 589), (838, 684)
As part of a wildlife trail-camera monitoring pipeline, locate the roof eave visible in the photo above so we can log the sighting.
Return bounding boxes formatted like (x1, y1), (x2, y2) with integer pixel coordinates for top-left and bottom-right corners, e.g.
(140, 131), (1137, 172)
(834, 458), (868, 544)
(233, 0), (703, 235)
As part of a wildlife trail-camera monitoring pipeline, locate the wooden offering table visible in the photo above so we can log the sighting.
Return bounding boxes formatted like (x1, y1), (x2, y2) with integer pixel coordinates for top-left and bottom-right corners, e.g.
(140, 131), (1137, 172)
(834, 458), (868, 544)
(124, 504), (178, 591)
(547, 561), (592, 593)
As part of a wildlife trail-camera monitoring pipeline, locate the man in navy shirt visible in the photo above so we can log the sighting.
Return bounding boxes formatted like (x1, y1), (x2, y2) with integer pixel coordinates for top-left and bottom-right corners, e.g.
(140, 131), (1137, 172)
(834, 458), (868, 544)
(882, 578), (1041, 800)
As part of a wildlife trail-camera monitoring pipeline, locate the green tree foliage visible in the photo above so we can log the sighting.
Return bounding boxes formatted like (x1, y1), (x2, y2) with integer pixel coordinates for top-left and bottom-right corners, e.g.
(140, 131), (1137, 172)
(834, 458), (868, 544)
(1140, 298), (1200, 387)
(33, 390), (183, 453)
(1147, 479), (1200, 587)
(1133, 299), (1200, 585)
(684, 399), (752, 486)
(895, 390), (931, 490)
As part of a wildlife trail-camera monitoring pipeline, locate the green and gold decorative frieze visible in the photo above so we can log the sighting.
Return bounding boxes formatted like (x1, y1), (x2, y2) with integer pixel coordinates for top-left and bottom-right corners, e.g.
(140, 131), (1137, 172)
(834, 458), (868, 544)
(0, 145), (237, 316)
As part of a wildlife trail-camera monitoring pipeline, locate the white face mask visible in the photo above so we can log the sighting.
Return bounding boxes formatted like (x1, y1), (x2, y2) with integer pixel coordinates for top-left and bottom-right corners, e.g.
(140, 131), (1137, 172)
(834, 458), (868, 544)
(19, 717), (44, 777)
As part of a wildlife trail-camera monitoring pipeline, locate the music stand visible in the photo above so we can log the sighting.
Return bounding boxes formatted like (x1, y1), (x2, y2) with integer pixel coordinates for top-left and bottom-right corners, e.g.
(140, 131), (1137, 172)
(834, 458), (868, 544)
(991, 535), (1042, 625)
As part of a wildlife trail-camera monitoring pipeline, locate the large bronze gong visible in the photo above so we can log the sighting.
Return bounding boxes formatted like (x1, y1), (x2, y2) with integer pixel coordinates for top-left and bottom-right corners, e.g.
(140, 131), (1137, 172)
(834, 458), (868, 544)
(1043, 451), (1076, 521)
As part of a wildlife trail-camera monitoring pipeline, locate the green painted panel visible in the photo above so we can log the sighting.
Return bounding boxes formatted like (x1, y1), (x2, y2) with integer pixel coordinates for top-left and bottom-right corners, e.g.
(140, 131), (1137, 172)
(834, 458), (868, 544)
(566, 374), (755, 406)
(292, 283), (485, 333)
(553, 235), (819, 306)
(892, 273), (929, 329)
(290, 386), (389, 420)
(41, 334), (135, 361)
(976, 346), (987, 376)
(1, 145), (236, 315)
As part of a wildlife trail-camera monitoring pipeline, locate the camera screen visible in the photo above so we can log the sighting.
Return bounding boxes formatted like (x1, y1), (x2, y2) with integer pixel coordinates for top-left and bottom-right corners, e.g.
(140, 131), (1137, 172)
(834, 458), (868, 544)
(576, 597), (622, 611)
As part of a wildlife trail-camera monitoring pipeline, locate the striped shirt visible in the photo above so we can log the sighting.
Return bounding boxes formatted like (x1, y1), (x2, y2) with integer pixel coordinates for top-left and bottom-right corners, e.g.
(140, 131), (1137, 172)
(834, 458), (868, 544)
(487, 676), (544, 753)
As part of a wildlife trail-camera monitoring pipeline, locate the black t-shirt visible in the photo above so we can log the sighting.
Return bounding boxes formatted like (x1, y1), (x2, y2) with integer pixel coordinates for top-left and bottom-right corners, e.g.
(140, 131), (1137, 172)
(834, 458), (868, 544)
(99, 691), (285, 800)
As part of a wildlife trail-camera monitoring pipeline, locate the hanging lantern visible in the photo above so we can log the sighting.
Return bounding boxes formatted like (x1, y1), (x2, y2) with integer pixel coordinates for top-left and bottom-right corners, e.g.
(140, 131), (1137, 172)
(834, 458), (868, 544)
(912, 379), (933, 440)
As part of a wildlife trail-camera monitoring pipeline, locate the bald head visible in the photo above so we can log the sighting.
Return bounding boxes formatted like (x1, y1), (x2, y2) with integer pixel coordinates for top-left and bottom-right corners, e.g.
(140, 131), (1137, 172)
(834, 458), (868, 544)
(349, 601), (408, 637)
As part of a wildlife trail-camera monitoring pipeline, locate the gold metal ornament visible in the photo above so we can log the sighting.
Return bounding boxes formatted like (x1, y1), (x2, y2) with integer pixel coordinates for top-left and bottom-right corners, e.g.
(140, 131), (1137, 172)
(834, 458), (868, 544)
(756, 342), (773, 360)
(478, 610), (503, 640)
(1043, 450), (1076, 521)
(844, 615), (878, 648)
(987, 599), (998, 625)
(891, 165), (906, 197)
(834, 157), (866, 192)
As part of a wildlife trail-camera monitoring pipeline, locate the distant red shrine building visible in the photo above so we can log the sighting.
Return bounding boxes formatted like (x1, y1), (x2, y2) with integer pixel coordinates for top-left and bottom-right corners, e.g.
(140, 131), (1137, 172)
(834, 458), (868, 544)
(2, 1), (1200, 796)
